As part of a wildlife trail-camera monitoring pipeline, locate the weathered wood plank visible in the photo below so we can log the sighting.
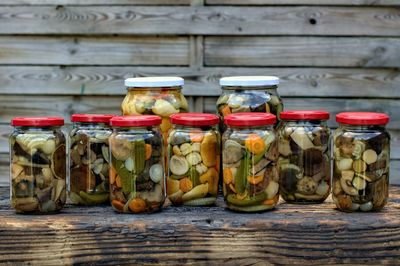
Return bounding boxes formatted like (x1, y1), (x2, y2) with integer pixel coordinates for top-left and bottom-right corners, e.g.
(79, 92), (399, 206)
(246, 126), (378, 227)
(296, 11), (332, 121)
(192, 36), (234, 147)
(0, 186), (400, 264)
(206, 0), (400, 5)
(205, 37), (400, 67)
(1, 66), (399, 98)
(0, 6), (400, 36)
(0, 0), (190, 4)
(0, 36), (189, 65)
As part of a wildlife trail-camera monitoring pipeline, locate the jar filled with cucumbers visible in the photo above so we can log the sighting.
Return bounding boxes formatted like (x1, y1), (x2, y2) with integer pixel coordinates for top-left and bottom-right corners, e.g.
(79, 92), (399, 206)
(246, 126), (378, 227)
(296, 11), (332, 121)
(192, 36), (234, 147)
(217, 76), (283, 131)
(69, 114), (114, 205)
(167, 113), (220, 206)
(332, 112), (390, 212)
(10, 117), (66, 214)
(121, 77), (188, 146)
(109, 116), (165, 213)
(222, 113), (280, 212)
(277, 110), (331, 203)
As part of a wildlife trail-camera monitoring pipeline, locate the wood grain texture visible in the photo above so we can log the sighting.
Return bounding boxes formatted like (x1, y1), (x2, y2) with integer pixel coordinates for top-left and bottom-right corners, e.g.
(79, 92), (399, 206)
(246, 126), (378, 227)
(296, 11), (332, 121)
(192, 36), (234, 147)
(205, 37), (400, 67)
(206, 0), (400, 5)
(1, 6), (400, 36)
(0, 185), (399, 264)
(0, 36), (189, 65)
(1, 66), (399, 98)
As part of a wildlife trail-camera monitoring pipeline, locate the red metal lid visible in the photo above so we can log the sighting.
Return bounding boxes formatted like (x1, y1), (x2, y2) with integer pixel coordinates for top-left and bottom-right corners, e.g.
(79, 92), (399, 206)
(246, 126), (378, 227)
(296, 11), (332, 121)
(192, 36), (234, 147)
(110, 115), (162, 127)
(336, 112), (389, 125)
(11, 117), (64, 127)
(71, 114), (115, 123)
(280, 110), (330, 121)
(170, 113), (219, 126)
(224, 112), (276, 126)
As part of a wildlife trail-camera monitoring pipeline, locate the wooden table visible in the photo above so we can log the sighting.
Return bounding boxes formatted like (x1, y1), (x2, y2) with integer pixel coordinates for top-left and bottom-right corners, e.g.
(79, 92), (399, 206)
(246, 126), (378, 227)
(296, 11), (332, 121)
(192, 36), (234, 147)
(1, 186), (400, 265)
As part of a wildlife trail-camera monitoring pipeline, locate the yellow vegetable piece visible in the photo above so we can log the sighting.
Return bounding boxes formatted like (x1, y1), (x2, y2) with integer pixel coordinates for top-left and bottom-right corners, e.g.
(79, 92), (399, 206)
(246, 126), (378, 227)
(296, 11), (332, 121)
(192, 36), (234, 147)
(247, 175), (264, 185)
(223, 168), (233, 184)
(182, 183), (209, 202)
(128, 198), (147, 213)
(179, 177), (193, 193)
(245, 134), (265, 155)
(199, 168), (219, 195)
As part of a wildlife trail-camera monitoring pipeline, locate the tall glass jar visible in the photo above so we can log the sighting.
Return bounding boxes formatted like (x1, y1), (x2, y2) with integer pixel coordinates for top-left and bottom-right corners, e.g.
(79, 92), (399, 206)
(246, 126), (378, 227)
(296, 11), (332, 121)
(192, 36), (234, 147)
(121, 77), (188, 146)
(167, 113), (220, 206)
(277, 110), (331, 203)
(217, 76), (283, 130)
(10, 117), (66, 214)
(109, 115), (165, 213)
(332, 112), (390, 212)
(222, 113), (279, 212)
(69, 114), (114, 205)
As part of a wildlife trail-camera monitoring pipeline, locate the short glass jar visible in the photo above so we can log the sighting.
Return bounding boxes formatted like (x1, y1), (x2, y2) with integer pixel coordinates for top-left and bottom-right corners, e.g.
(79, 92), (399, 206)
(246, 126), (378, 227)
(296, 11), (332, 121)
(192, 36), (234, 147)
(222, 113), (279, 212)
(167, 113), (220, 206)
(10, 117), (66, 214)
(109, 115), (165, 213)
(69, 114), (114, 205)
(332, 112), (390, 212)
(121, 77), (188, 145)
(217, 76), (283, 130)
(277, 110), (331, 203)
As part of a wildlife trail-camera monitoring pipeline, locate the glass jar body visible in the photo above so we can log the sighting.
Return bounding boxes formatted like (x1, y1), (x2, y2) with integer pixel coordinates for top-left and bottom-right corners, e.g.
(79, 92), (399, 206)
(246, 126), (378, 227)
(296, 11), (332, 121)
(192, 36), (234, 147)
(121, 87), (188, 145)
(69, 122), (112, 205)
(109, 126), (165, 213)
(277, 120), (331, 203)
(10, 126), (66, 213)
(167, 125), (220, 206)
(222, 125), (279, 212)
(332, 124), (390, 212)
(217, 86), (283, 129)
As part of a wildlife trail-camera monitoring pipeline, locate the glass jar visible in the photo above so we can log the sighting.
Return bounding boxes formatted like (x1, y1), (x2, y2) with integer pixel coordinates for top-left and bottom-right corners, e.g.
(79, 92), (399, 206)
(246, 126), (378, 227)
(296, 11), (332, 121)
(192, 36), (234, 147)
(121, 77), (188, 146)
(10, 117), (66, 214)
(109, 115), (165, 213)
(332, 112), (390, 212)
(222, 113), (279, 212)
(69, 114), (114, 205)
(277, 110), (331, 203)
(167, 113), (220, 206)
(217, 76), (283, 130)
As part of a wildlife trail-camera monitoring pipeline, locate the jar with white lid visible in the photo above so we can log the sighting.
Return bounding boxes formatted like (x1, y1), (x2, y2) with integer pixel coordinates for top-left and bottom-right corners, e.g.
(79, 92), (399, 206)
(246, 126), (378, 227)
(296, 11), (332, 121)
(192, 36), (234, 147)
(121, 77), (188, 146)
(10, 117), (66, 213)
(217, 76), (283, 129)
(332, 112), (390, 212)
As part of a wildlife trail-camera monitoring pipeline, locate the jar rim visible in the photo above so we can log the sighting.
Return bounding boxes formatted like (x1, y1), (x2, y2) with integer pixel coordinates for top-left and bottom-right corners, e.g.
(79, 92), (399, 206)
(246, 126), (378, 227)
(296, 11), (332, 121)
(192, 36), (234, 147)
(224, 112), (276, 126)
(170, 113), (219, 126)
(124, 77), (184, 88)
(71, 114), (115, 123)
(110, 115), (161, 127)
(336, 112), (389, 126)
(11, 116), (64, 127)
(219, 76), (279, 87)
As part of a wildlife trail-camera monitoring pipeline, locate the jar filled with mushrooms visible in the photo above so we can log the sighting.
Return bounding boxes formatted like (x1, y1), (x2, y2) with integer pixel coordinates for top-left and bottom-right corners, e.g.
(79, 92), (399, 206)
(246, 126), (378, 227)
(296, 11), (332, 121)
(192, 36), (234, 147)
(109, 115), (165, 213)
(277, 110), (331, 203)
(10, 117), (66, 213)
(217, 76), (283, 131)
(69, 114), (114, 205)
(167, 113), (220, 206)
(333, 112), (390, 212)
(222, 113), (279, 212)
(121, 77), (188, 146)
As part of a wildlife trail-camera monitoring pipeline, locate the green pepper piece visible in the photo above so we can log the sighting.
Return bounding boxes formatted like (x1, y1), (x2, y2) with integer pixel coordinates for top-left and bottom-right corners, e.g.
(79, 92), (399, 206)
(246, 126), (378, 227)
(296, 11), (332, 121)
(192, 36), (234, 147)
(134, 139), (145, 174)
(116, 159), (136, 194)
(252, 149), (266, 165)
(235, 152), (249, 194)
(227, 192), (268, 207)
(79, 191), (109, 205)
(189, 167), (200, 187)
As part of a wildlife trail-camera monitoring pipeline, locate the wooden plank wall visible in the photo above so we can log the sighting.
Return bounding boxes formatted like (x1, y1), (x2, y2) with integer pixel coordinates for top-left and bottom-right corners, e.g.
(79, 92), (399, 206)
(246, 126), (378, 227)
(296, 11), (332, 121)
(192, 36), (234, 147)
(0, 0), (400, 186)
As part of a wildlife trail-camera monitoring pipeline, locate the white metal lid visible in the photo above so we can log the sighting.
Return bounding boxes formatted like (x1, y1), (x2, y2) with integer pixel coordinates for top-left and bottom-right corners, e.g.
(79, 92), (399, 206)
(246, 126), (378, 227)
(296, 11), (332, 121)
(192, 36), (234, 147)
(124, 77), (184, 87)
(219, 76), (279, 87)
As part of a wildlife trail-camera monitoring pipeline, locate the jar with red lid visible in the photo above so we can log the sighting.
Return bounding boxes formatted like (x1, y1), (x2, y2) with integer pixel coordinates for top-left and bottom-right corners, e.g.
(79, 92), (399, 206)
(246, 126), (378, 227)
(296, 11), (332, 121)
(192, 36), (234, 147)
(109, 115), (165, 213)
(222, 113), (279, 212)
(333, 112), (390, 212)
(167, 113), (220, 206)
(277, 110), (331, 203)
(10, 117), (66, 213)
(121, 77), (188, 146)
(69, 114), (115, 205)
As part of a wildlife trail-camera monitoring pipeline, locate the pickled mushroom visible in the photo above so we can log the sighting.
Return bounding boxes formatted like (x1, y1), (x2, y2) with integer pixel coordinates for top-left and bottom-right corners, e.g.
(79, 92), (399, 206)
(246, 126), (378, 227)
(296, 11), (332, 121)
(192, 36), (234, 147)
(51, 144), (66, 179)
(152, 99), (179, 117)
